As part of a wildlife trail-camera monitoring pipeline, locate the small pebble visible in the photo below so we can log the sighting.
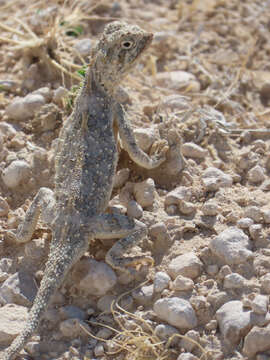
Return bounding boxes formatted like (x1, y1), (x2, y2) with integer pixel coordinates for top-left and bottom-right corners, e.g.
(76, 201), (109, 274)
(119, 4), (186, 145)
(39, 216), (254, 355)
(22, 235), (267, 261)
(154, 297), (197, 330)
(161, 94), (190, 111)
(127, 200), (143, 219)
(94, 343), (105, 357)
(201, 200), (221, 216)
(248, 165), (265, 184)
(202, 167), (233, 191)
(182, 143), (208, 159)
(260, 83), (270, 106)
(218, 265), (232, 280)
(154, 323), (178, 345)
(134, 178), (155, 208)
(179, 200), (196, 215)
(205, 319), (218, 331)
(210, 227), (252, 265)
(251, 294), (269, 315)
(261, 273), (270, 294)
(261, 180), (270, 191)
(244, 206), (262, 223)
(73, 38), (92, 57)
(166, 204), (178, 215)
(172, 275), (194, 291)
(113, 168), (130, 188)
(97, 294), (116, 312)
(156, 70), (200, 92)
(168, 252), (202, 280)
(53, 86), (69, 105)
(249, 224), (263, 241)
(177, 353), (199, 360)
(180, 329), (200, 352)
(237, 217), (254, 229)
(206, 264), (219, 276)
(5, 94), (46, 121)
(262, 209), (270, 224)
(32, 87), (52, 102)
(0, 80), (17, 92)
(154, 271), (171, 293)
(132, 284), (154, 306)
(96, 328), (113, 340)
(134, 127), (156, 152)
(223, 273), (246, 289)
(2, 160), (31, 188)
(0, 197), (9, 217)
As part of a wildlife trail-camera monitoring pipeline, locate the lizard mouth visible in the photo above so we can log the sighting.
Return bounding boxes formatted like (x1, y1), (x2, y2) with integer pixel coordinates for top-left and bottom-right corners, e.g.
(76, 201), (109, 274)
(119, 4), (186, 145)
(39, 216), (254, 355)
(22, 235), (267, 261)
(133, 32), (153, 63)
(141, 32), (153, 52)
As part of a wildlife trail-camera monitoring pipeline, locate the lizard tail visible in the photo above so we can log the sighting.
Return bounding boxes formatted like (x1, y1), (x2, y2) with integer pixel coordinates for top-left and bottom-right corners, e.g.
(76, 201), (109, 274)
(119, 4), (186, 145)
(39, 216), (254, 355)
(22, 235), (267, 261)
(3, 238), (88, 360)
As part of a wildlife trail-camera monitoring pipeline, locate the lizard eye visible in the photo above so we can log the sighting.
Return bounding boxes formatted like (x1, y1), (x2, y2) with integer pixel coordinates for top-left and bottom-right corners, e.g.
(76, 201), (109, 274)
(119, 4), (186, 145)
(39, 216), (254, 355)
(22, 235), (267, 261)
(121, 40), (133, 49)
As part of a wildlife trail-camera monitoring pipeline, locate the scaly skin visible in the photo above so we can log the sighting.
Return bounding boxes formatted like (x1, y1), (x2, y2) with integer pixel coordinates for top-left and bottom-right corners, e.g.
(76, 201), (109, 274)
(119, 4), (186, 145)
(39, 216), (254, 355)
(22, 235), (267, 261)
(4, 21), (168, 360)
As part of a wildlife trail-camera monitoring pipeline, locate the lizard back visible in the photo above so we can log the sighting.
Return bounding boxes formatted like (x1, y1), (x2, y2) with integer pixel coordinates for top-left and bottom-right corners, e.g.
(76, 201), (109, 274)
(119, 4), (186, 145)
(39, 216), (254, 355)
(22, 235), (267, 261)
(54, 84), (118, 220)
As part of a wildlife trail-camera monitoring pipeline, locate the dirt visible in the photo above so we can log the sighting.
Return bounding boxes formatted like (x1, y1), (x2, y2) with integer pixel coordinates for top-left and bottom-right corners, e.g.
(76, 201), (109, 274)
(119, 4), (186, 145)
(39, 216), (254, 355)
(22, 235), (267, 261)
(1, 0), (270, 359)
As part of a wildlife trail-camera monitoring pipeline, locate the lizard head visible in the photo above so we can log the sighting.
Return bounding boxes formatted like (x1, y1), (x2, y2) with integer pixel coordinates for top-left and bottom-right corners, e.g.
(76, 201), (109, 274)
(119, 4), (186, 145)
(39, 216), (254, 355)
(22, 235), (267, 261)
(91, 21), (153, 92)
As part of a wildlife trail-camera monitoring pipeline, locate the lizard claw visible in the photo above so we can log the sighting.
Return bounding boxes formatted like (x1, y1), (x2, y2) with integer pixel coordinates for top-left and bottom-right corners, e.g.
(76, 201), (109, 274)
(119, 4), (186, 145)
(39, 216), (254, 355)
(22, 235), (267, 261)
(149, 139), (169, 165)
(4, 230), (17, 242)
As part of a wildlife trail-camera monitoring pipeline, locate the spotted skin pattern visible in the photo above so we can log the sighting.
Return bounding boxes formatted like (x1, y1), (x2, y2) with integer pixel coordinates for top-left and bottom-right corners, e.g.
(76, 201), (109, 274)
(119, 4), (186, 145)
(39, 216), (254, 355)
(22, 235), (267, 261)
(3, 21), (168, 360)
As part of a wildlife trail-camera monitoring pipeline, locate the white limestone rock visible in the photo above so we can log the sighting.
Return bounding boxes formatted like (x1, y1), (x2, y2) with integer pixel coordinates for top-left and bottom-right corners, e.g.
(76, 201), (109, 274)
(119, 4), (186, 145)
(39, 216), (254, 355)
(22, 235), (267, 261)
(132, 284), (154, 306)
(72, 258), (117, 297)
(168, 252), (203, 280)
(2, 160), (31, 188)
(216, 300), (251, 347)
(154, 271), (171, 293)
(165, 186), (192, 206)
(202, 167), (233, 191)
(134, 178), (155, 208)
(134, 127), (156, 152)
(210, 227), (252, 265)
(0, 271), (37, 307)
(182, 143), (208, 159)
(223, 273), (246, 289)
(156, 71), (200, 92)
(5, 93), (46, 121)
(73, 38), (92, 57)
(243, 325), (270, 357)
(172, 275), (194, 292)
(154, 297), (197, 330)
(0, 304), (28, 345)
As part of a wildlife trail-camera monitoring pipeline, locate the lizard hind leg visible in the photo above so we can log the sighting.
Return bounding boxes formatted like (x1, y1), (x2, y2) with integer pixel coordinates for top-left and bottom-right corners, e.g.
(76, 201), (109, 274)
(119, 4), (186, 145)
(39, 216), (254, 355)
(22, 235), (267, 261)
(87, 213), (152, 273)
(16, 187), (55, 243)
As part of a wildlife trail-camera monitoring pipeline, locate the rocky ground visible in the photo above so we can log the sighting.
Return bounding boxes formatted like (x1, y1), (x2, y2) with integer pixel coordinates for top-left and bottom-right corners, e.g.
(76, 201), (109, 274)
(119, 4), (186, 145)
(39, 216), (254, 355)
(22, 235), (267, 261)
(1, 0), (270, 359)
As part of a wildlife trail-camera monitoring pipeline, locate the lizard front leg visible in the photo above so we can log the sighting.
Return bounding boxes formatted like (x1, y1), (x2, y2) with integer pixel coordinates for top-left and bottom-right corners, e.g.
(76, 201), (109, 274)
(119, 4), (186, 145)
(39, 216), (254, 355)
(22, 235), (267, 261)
(87, 213), (152, 272)
(115, 103), (168, 169)
(15, 187), (55, 243)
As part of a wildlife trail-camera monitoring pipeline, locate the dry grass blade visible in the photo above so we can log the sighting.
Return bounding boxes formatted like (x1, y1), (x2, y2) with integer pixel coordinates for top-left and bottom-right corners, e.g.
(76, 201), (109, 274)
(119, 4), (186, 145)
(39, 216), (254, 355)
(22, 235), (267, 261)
(0, 36), (25, 45)
(79, 280), (208, 360)
(163, 333), (209, 360)
(0, 12), (84, 86)
(50, 59), (81, 81)
(0, 0), (19, 12)
(214, 37), (257, 109)
(0, 21), (24, 36)
(14, 17), (39, 39)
